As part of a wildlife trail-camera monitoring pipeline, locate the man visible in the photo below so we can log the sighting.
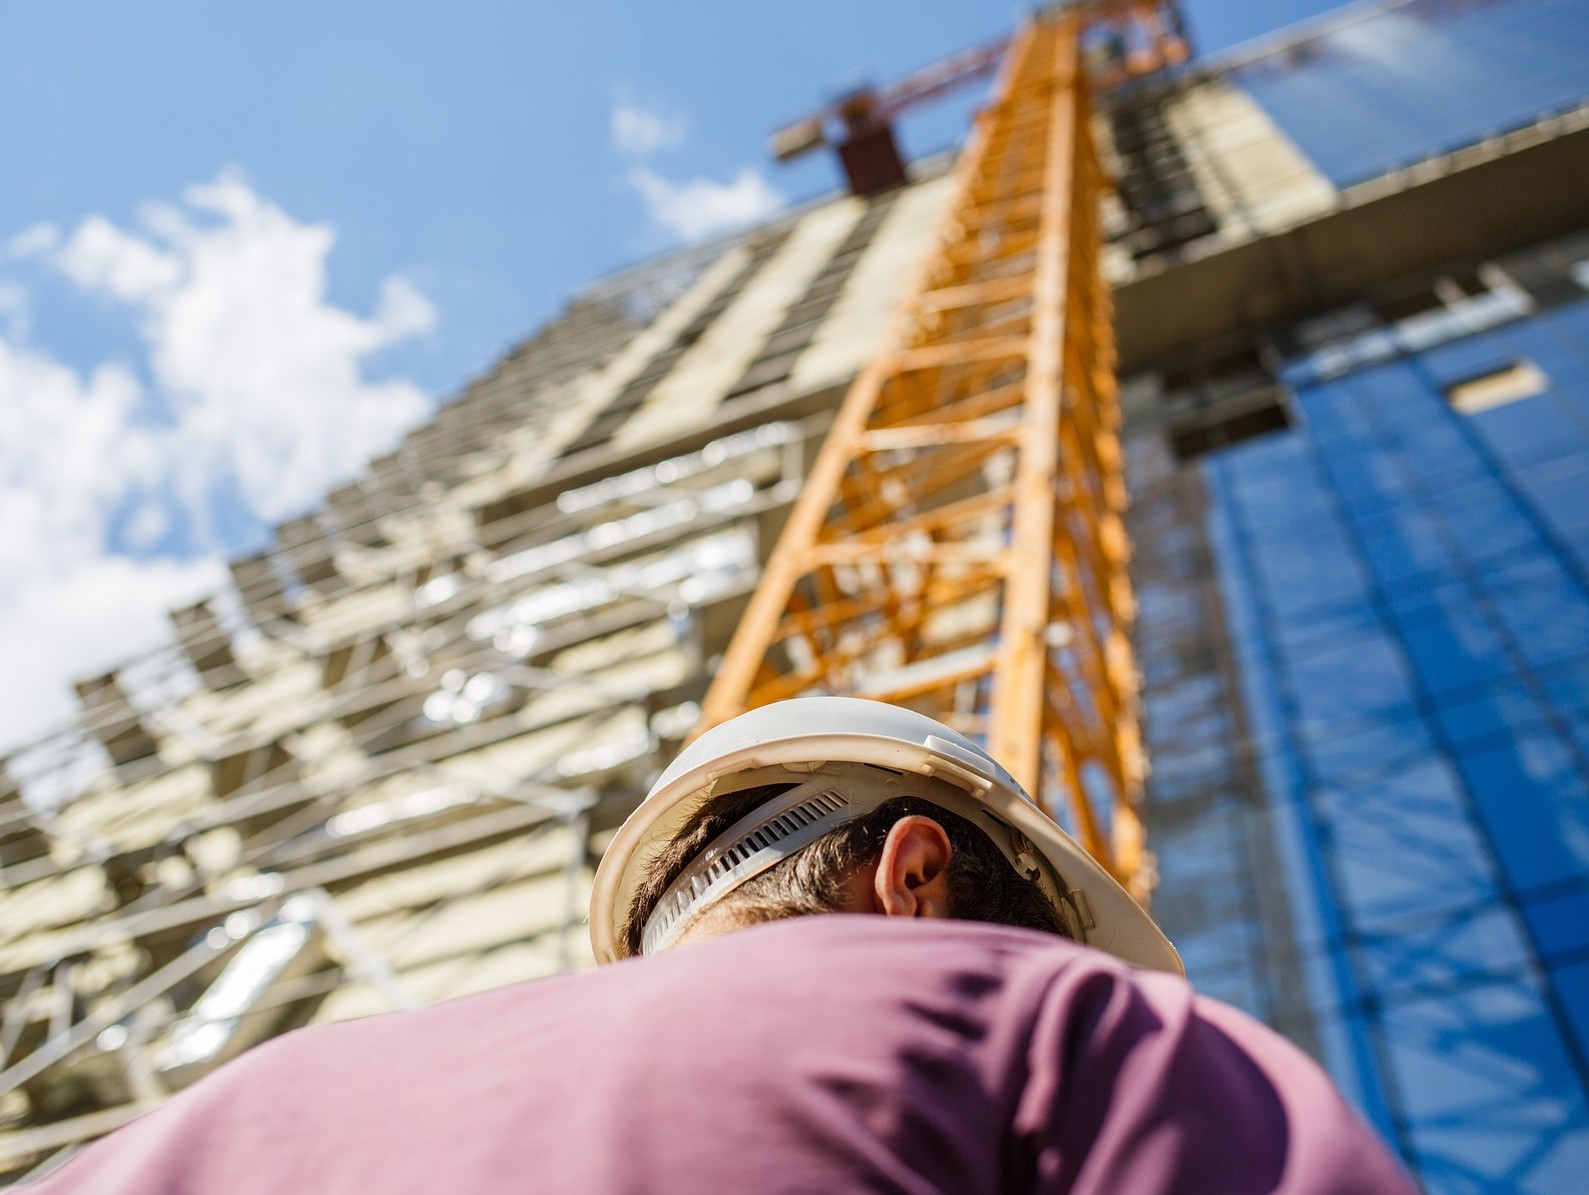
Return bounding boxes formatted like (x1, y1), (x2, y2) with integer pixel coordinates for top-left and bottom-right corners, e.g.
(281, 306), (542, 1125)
(33, 698), (1414, 1193)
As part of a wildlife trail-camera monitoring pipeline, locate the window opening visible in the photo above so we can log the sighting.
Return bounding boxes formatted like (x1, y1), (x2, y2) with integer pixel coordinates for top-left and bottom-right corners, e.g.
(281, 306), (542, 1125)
(1444, 359), (1548, 415)
(1170, 386), (1293, 462)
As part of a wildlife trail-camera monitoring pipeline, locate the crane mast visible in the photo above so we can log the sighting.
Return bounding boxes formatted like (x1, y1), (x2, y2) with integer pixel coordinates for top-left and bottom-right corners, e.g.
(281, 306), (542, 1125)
(699, 11), (1154, 901)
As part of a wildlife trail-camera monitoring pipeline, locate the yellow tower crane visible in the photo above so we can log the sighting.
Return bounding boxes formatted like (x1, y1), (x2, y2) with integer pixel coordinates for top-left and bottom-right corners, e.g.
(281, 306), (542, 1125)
(697, 5), (1189, 904)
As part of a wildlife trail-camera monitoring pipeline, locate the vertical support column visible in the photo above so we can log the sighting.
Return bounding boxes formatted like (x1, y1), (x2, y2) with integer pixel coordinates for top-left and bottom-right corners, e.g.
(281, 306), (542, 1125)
(989, 25), (1078, 798)
(696, 14), (1148, 900)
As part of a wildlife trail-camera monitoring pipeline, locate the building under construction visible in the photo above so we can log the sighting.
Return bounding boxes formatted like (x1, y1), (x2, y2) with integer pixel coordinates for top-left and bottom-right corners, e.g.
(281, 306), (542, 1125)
(3, 0), (1588, 1189)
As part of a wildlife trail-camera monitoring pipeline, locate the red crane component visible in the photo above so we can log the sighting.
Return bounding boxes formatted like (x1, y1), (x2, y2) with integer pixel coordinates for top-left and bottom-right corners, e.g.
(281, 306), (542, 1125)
(770, 2), (1191, 197)
(769, 36), (1009, 196)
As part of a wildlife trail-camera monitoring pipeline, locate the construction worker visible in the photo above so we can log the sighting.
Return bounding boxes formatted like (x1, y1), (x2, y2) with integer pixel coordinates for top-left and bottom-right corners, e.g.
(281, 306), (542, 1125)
(33, 698), (1414, 1193)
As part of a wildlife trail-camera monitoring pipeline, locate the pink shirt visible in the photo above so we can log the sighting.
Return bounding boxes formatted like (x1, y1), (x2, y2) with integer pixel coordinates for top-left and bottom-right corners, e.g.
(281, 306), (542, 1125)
(32, 917), (1415, 1193)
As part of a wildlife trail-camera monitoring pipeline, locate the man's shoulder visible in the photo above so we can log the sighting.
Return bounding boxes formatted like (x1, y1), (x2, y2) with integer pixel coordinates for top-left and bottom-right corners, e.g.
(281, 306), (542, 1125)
(657, 914), (1130, 995)
(244, 917), (1148, 1077)
(707, 912), (1115, 961)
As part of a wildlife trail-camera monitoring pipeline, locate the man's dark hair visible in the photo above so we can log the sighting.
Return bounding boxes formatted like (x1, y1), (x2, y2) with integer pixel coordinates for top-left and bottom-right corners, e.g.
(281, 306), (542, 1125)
(623, 782), (1072, 957)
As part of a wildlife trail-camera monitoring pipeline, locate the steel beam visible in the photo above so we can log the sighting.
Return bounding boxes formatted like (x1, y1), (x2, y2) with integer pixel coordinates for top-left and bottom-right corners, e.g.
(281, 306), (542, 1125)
(697, 13), (1151, 899)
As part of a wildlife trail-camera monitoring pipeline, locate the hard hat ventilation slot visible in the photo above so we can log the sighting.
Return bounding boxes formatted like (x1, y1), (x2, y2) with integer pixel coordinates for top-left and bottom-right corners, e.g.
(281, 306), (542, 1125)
(690, 791), (848, 895)
(642, 788), (856, 956)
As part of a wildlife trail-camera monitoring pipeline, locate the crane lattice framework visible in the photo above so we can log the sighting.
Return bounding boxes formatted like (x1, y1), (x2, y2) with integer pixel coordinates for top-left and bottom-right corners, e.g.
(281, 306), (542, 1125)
(699, 11), (1156, 900)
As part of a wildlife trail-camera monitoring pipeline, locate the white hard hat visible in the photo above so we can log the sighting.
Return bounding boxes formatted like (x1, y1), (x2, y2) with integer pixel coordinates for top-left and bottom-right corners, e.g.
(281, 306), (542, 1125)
(589, 696), (1182, 974)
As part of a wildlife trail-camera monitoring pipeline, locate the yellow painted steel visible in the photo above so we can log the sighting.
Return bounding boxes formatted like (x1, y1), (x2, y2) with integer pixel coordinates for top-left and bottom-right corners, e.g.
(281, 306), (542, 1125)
(697, 13), (1152, 901)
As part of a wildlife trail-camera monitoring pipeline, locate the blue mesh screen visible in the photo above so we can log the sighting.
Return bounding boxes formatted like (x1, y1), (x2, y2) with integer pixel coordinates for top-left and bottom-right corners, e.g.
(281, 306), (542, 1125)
(1199, 295), (1589, 1188)
(1227, 0), (1589, 186)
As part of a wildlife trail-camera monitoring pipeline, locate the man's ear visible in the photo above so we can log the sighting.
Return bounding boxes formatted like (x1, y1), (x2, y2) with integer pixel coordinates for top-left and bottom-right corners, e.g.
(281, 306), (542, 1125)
(873, 816), (953, 919)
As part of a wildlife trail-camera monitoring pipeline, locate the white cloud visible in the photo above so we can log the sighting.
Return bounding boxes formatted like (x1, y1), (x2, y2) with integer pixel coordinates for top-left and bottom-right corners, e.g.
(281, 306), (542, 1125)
(0, 282), (29, 339)
(610, 92), (784, 243)
(54, 173), (435, 523)
(58, 215), (184, 301)
(628, 165), (784, 242)
(610, 97), (686, 158)
(374, 275), (438, 340)
(6, 222), (59, 258)
(0, 172), (436, 750)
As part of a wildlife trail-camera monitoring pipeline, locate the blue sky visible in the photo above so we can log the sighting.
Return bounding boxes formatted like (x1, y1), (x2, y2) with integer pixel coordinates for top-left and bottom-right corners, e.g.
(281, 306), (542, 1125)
(2, 1), (1347, 397)
(0, 0), (1349, 748)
